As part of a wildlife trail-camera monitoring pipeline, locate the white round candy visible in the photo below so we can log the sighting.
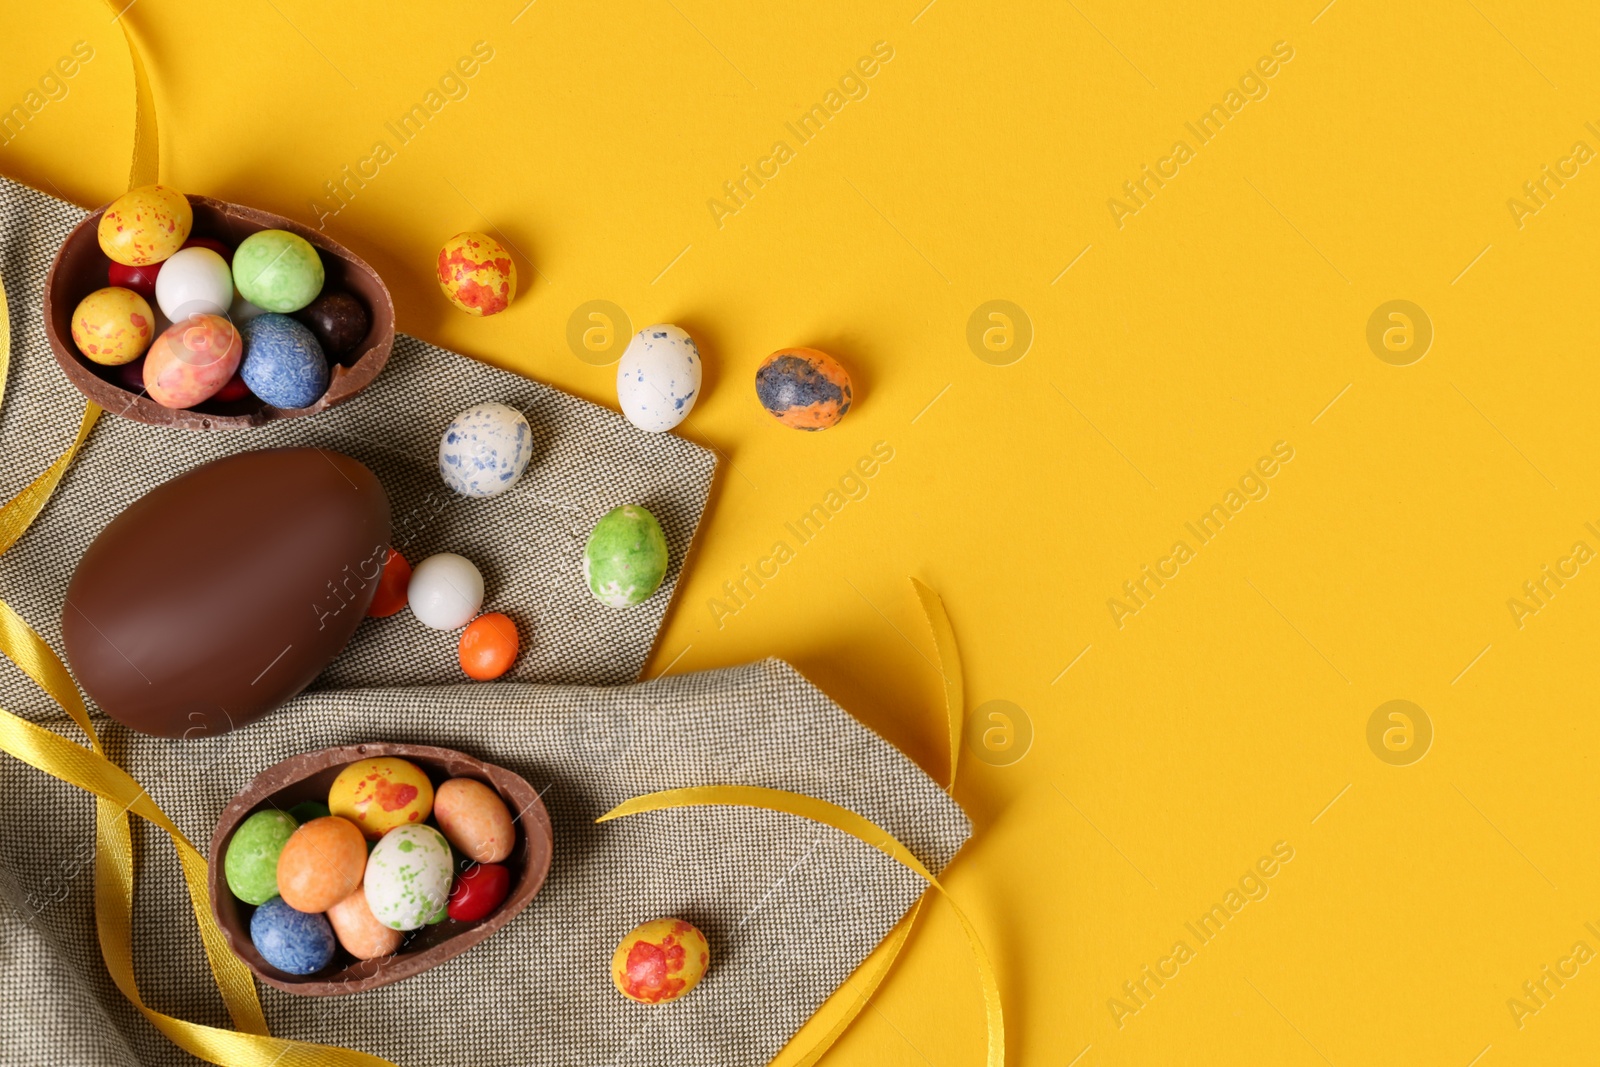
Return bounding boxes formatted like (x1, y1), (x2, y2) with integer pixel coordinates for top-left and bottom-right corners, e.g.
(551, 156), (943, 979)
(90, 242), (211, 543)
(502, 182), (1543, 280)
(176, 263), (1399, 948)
(408, 552), (484, 630)
(364, 824), (453, 931)
(616, 323), (701, 433)
(439, 402), (533, 498)
(155, 247), (233, 321)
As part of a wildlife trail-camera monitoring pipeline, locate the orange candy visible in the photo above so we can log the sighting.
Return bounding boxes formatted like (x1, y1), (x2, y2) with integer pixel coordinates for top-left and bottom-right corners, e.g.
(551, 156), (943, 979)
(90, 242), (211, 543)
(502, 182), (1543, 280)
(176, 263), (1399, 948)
(275, 816), (366, 913)
(367, 548), (412, 617)
(458, 613), (519, 680)
(612, 918), (710, 1004)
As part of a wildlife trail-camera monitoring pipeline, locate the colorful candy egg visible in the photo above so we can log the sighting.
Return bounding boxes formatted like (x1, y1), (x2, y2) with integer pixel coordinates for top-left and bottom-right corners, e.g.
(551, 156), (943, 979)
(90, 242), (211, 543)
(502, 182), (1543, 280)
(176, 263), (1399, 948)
(326, 884), (404, 960)
(107, 260), (160, 300)
(224, 809), (299, 906)
(212, 369), (253, 403)
(293, 290), (369, 356)
(71, 287), (154, 366)
(275, 815), (367, 913)
(616, 324), (700, 433)
(433, 778), (515, 863)
(447, 863), (511, 922)
(153, 246), (232, 321)
(250, 897), (337, 975)
(97, 184), (192, 266)
(436, 232), (516, 316)
(408, 553), (484, 629)
(583, 505), (668, 608)
(181, 236), (232, 262)
(458, 613), (520, 681)
(367, 548), (412, 618)
(233, 229), (325, 313)
(328, 757), (435, 841)
(364, 824), (454, 931)
(438, 402), (532, 498)
(755, 347), (853, 430)
(240, 313), (329, 409)
(612, 918), (710, 1004)
(143, 314), (242, 408)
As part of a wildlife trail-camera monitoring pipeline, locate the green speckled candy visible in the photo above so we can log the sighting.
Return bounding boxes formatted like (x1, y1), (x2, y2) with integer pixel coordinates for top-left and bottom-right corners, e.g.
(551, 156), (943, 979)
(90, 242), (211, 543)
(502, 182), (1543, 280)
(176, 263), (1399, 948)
(224, 810), (299, 905)
(233, 229), (325, 313)
(363, 824), (454, 931)
(582, 505), (668, 608)
(287, 800), (330, 824)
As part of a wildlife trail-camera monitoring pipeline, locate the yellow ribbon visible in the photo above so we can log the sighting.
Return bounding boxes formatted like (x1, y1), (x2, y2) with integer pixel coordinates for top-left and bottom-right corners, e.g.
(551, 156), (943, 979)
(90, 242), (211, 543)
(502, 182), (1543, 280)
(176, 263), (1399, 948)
(606, 579), (1004, 1067)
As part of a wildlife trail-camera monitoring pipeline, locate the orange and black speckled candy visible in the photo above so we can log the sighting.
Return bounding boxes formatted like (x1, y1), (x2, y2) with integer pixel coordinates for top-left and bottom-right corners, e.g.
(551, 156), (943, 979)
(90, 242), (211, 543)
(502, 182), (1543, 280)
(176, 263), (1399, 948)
(754, 347), (853, 430)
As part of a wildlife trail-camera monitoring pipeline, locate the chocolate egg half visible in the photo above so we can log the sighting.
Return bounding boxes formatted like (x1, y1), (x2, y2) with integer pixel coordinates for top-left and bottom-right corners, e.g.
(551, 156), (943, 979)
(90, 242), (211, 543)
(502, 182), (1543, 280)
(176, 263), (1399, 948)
(62, 448), (390, 737)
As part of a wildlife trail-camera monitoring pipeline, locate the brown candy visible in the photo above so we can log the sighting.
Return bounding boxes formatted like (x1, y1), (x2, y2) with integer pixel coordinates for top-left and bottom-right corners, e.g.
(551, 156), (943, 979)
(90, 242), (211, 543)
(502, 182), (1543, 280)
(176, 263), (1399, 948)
(293, 290), (370, 358)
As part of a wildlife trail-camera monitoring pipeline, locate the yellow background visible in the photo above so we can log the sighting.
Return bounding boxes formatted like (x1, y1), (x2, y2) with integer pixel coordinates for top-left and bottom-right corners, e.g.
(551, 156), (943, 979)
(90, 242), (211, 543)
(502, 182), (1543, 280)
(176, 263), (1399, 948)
(5, 0), (1600, 1063)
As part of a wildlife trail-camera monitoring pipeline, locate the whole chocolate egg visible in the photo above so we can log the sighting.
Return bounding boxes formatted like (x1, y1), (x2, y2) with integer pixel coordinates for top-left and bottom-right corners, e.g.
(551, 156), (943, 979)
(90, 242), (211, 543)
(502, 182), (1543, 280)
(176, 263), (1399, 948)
(62, 449), (390, 738)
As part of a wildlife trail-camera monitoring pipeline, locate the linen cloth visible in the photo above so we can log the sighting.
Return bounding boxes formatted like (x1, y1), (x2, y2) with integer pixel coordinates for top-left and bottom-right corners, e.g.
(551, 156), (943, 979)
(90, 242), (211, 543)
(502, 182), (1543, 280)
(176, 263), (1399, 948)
(0, 176), (971, 1065)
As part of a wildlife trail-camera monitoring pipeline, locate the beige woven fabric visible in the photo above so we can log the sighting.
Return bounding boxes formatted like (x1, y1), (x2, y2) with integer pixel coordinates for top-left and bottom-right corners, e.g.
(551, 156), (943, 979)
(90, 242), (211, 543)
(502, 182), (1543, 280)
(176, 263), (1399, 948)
(0, 176), (971, 1065)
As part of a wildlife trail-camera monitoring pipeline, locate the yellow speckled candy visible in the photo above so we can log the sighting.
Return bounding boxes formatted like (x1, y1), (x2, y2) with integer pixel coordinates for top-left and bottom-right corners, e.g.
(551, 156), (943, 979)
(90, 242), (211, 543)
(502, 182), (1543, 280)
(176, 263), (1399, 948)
(436, 232), (516, 316)
(612, 918), (710, 1004)
(71, 287), (154, 366)
(328, 757), (435, 841)
(97, 184), (192, 267)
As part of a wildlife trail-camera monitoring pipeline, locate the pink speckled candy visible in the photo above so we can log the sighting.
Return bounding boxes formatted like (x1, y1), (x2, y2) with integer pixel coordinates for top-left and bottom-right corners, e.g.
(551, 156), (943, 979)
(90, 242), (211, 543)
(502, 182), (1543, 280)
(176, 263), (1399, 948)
(98, 185), (192, 267)
(144, 314), (242, 409)
(71, 287), (155, 366)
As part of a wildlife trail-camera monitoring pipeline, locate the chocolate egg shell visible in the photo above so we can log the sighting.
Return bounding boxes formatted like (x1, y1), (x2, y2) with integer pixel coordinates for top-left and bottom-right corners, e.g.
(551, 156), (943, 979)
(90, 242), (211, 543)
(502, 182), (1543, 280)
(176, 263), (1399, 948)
(62, 448), (390, 738)
(208, 742), (553, 996)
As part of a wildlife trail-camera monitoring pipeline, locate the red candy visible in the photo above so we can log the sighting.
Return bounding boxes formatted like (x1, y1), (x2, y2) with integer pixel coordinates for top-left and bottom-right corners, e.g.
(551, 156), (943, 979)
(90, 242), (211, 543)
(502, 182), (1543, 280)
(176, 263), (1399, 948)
(182, 236), (232, 263)
(108, 261), (161, 301)
(212, 370), (252, 403)
(367, 548), (412, 618)
(446, 863), (510, 922)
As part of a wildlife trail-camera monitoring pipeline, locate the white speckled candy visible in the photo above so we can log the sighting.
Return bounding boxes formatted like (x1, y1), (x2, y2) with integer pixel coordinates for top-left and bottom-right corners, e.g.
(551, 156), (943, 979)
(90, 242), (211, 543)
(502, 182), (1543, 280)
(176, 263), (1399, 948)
(616, 324), (701, 433)
(439, 402), (533, 497)
(364, 824), (455, 931)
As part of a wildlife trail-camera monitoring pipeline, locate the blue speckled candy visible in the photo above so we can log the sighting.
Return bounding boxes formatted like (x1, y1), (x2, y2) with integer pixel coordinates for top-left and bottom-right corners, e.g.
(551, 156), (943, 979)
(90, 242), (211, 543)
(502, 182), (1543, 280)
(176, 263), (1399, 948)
(438, 402), (533, 498)
(616, 324), (700, 433)
(240, 313), (330, 409)
(249, 897), (337, 975)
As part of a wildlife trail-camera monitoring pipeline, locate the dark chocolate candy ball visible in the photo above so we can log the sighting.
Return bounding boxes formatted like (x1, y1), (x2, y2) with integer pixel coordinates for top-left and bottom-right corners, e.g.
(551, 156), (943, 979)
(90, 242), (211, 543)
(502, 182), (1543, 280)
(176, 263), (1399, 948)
(293, 290), (370, 357)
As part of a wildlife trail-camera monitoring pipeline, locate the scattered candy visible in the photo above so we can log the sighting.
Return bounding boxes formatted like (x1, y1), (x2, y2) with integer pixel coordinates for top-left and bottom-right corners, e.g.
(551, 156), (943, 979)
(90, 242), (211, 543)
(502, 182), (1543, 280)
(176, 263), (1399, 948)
(447, 863), (511, 922)
(326, 885), (404, 960)
(250, 897), (337, 975)
(286, 800), (331, 824)
(107, 260), (160, 300)
(408, 553), (484, 630)
(438, 402), (532, 498)
(294, 290), (369, 357)
(224, 810), (299, 906)
(583, 505), (668, 608)
(617, 324), (701, 433)
(328, 757), (435, 841)
(365, 824), (454, 931)
(97, 184), (192, 266)
(143, 314), (241, 409)
(433, 778), (514, 863)
(276, 815), (366, 913)
(240, 313), (329, 409)
(755, 347), (853, 430)
(436, 231), (516, 316)
(457, 613), (519, 681)
(154, 246), (233, 321)
(612, 918), (710, 1004)
(367, 548), (412, 617)
(233, 229), (325, 313)
(71, 287), (154, 366)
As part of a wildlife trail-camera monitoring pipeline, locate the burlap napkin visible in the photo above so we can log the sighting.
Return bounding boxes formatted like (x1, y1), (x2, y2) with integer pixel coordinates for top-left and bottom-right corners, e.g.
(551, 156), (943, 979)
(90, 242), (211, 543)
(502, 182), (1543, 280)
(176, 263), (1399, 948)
(0, 176), (971, 1065)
